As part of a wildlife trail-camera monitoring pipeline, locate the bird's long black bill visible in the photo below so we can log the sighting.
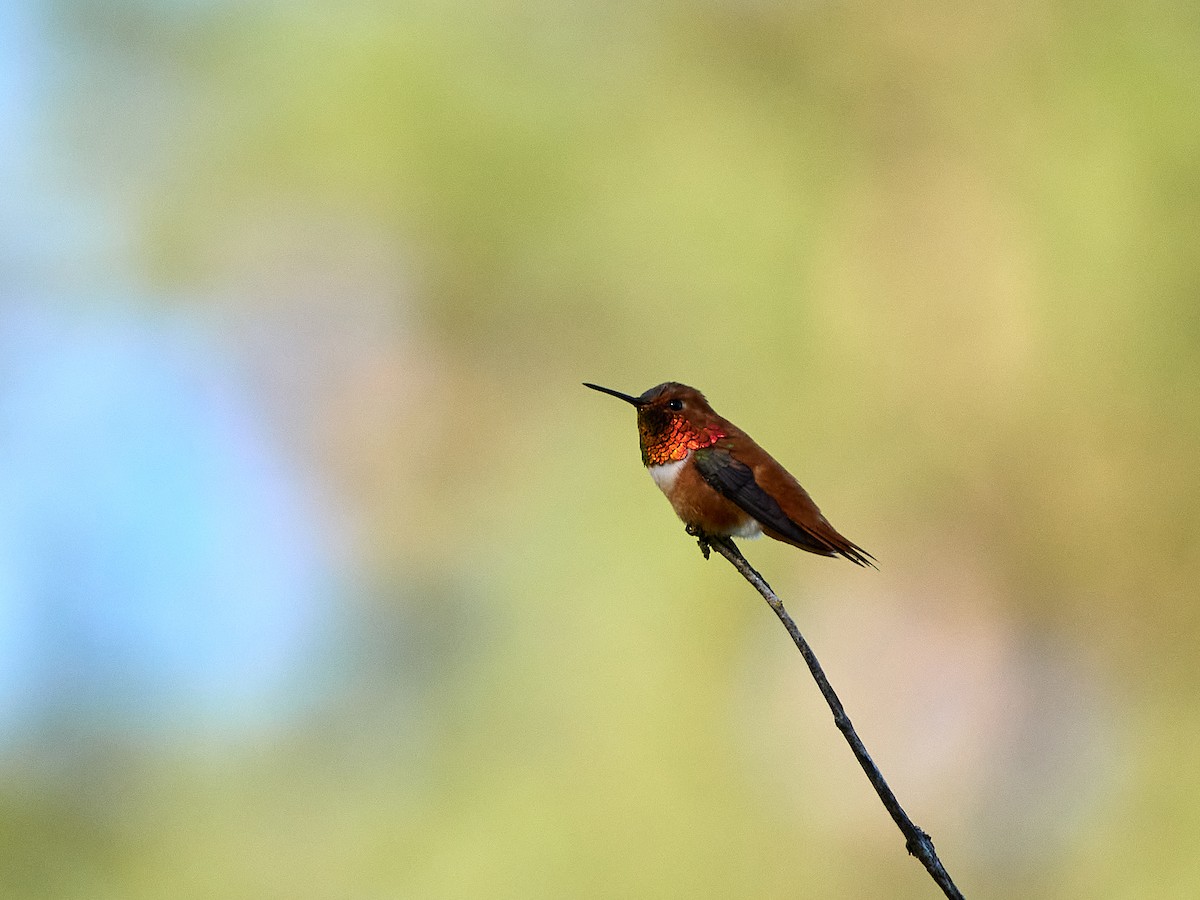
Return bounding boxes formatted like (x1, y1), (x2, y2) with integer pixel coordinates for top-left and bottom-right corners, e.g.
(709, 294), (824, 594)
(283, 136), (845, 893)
(582, 383), (643, 407)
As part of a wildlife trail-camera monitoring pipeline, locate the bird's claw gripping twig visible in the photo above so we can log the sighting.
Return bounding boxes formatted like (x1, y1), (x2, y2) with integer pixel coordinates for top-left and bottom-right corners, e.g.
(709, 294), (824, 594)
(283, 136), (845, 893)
(685, 524), (711, 560)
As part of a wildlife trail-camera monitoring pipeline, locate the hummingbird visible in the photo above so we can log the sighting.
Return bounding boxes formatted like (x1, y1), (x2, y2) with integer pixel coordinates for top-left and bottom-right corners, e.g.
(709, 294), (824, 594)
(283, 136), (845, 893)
(584, 382), (875, 567)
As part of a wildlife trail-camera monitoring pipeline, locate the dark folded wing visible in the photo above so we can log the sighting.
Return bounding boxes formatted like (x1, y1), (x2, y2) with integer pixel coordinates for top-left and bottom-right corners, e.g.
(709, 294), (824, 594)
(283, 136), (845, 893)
(692, 446), (875, 567)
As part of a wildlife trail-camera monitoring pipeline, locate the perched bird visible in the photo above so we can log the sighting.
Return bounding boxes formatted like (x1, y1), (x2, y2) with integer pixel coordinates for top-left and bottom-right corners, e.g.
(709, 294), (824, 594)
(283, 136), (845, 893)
(584, 381), (874, 567)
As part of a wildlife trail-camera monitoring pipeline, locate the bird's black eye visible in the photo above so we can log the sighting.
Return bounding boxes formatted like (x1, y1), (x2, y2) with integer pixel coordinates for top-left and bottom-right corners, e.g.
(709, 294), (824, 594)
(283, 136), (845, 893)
(667, 399), (683, 411)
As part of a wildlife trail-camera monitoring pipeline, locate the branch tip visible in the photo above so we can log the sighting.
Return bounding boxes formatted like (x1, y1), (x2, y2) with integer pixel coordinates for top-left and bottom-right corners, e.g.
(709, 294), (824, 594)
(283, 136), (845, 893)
(705, 539), (965, 900)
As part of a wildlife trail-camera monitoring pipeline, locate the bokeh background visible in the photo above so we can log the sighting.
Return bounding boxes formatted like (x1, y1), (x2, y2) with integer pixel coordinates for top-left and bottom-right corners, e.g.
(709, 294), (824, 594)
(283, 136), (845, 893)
(2, 1), (1198, 897)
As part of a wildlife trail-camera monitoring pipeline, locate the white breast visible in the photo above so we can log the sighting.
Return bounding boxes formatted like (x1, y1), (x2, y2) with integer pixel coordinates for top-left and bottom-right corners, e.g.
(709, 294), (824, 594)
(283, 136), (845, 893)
(647, 456), (688, 495)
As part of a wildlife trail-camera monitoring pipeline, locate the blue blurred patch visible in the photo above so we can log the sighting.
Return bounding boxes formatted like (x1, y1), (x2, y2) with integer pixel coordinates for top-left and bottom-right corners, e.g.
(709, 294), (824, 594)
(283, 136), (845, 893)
(0, 307), (337, 740)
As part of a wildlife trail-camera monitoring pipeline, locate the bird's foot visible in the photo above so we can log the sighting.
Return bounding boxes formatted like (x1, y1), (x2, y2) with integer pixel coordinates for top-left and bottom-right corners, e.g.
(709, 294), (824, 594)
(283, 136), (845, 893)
(685, 524), (712, 560)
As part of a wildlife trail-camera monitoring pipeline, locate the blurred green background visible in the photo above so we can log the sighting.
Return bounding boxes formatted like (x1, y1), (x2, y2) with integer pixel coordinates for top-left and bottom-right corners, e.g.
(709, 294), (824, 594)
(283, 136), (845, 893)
(2, 1), (1198, 897)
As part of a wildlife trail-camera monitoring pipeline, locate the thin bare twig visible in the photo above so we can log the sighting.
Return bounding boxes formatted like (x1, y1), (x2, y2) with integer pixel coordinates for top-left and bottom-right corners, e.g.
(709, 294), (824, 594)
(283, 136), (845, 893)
(702, 533), (965, 900)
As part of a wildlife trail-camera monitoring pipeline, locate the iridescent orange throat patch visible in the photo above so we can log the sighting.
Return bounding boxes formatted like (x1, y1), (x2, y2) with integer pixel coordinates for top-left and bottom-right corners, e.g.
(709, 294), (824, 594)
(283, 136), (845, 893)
(639, 415), (725, 466)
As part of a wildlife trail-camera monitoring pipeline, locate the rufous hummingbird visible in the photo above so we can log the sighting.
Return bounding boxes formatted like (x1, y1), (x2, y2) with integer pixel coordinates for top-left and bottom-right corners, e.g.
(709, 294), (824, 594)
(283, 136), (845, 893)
(584, 381), (874, 566)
